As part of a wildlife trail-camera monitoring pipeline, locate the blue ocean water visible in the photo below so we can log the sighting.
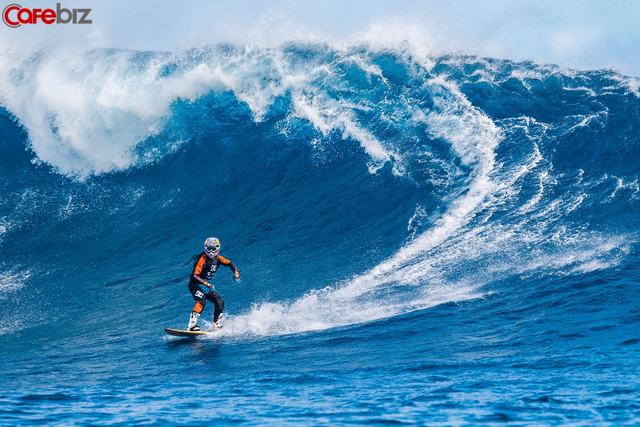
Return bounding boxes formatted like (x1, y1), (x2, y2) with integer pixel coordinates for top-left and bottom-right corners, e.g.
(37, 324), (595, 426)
(1, 43), (640, 425)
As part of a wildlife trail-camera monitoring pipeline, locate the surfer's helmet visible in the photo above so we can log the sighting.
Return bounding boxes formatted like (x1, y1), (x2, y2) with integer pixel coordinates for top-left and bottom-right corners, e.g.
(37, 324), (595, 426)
(204, 237), (220, 258)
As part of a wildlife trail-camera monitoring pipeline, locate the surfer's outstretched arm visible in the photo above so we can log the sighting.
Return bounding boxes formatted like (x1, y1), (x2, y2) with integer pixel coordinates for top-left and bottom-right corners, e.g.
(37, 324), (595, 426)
(218, 255), (241, 283)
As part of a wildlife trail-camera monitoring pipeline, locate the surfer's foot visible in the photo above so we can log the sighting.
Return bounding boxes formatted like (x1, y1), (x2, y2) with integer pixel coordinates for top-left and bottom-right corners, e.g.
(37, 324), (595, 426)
(187, 310), (200, 331)
(213, 313), (224, 331)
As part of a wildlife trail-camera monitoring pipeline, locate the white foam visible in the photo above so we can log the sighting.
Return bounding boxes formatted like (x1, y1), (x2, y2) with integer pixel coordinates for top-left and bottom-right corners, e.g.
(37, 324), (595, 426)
(620, 76), (640, 97)
(203, 74), (505, 339)
(606, 176), (639, 201)
(0, 221), (8, 242)
(214, 282), (482, 339)
(2, 36), (628, 180)
(286, 88), (392, 172)
(0, 49), (189, 177)
(363, 75), (500, 275)
(0, 43), (410, 178)
(0, 269), (29, 300)
(209, 74), (628, 339)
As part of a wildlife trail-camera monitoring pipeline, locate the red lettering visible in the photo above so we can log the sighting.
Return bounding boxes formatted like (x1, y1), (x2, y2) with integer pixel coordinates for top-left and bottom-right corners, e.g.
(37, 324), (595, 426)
(3, 4), (91, 27)
(3, 5), (21, 27)
(32, 8), (41, 23)
(17, 8), (31, 24)
(42, 9), (55, 24)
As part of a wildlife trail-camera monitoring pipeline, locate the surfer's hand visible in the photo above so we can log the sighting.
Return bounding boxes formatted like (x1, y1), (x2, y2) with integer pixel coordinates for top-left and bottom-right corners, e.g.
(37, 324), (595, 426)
(234, 273), (242, 284)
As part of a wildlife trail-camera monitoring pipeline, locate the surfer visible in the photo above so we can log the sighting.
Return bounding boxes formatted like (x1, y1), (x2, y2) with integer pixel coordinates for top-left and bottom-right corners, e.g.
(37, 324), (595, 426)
(186, 237), (241, 331)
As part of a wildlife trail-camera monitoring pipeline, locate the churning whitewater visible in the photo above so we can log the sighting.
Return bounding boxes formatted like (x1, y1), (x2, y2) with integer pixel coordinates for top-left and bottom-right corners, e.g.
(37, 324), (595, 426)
(1, 41), (640, 425)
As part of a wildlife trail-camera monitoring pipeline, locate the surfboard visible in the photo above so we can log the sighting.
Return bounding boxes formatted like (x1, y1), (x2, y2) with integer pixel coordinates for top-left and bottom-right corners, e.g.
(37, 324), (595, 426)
(164, 328), (215, 337)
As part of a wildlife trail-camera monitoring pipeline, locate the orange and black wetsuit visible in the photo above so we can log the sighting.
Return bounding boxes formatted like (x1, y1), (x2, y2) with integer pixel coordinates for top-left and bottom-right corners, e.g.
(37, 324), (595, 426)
(188, 252), (238, 322)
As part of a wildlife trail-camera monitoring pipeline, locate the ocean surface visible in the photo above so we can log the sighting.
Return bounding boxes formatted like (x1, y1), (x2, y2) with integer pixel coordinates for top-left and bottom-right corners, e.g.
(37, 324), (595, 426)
(1, 42), (640, 425)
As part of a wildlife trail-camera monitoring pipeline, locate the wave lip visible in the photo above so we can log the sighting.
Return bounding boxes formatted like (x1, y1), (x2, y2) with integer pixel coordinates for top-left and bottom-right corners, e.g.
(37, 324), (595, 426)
(0, 44), (399, 177)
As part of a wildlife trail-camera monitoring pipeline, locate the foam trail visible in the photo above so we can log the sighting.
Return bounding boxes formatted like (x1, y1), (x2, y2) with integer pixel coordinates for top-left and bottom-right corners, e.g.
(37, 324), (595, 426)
(333, 76), (500, 298)
(209, 71), (630, 339)
(212, 76), (503, 338)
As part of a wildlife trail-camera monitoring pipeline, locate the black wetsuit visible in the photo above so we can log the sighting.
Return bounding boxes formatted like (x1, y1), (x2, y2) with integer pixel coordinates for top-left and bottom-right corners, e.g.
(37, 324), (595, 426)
(188, 252), (238, 323)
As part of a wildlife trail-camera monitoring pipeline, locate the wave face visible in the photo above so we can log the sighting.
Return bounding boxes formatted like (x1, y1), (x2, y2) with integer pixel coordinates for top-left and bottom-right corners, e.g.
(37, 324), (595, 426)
(1, 43), (640, 425)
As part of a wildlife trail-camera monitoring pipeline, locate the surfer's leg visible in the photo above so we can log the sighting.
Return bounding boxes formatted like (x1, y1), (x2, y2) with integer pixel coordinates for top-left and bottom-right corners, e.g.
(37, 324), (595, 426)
(206, 290), (224, 323)
(187, 283), (208, 330)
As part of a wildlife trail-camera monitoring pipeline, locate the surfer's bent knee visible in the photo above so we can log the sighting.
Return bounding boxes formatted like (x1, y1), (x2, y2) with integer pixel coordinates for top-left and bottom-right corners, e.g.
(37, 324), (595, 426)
(193, 301), (204, 313)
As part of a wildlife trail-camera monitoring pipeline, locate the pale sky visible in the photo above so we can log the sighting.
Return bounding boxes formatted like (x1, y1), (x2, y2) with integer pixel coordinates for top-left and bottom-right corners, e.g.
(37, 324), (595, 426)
(1, 0), (640, 76)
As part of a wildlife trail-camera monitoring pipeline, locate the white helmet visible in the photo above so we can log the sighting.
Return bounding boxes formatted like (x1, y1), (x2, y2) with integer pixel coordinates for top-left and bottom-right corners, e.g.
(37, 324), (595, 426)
(204, 237), (220, 258)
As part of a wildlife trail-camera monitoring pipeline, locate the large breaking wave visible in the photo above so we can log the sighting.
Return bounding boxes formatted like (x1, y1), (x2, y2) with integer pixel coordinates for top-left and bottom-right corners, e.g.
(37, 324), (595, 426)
(0, 42), (638, 338)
